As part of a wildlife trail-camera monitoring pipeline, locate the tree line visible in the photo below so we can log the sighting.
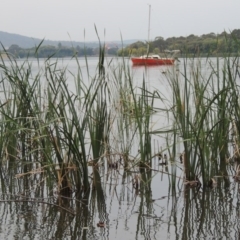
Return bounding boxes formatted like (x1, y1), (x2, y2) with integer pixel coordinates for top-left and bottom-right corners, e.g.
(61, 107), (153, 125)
(4, 44), (97, 58)
(2, 29), (240, 58)
(118, 29), (240, 57)
(3, 43), (120, 58)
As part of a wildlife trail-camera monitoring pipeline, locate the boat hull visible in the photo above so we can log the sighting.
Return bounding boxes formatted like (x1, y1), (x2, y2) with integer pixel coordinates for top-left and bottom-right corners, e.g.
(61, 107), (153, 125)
(131, 57), (175, 66)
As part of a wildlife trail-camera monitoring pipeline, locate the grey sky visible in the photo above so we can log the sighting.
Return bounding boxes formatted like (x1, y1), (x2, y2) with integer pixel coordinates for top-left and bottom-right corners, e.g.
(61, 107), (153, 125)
(2, 0), (240, 42)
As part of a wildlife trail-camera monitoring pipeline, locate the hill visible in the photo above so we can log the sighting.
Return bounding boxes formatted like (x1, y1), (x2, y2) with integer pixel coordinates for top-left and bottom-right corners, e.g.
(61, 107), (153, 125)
(0, 31), (139, 49)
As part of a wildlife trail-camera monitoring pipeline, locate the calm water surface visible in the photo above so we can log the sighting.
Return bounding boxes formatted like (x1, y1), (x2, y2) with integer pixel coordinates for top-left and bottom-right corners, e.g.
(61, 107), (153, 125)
(0, 57), (239, 240)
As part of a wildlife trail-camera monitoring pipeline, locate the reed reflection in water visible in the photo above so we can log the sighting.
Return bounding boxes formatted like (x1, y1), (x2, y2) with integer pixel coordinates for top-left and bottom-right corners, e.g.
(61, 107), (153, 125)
(0, 147), (240, 239)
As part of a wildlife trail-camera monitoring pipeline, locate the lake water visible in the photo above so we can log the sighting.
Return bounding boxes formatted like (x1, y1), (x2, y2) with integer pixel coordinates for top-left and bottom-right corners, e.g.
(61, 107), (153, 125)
(0, 56), (239, 240)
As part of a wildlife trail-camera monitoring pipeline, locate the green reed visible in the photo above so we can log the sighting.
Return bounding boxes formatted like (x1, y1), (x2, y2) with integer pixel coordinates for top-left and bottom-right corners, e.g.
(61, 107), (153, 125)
(0, 53), (88, 194)
(164, 48), (240, 186)
(0, 42), (141, 197)
(127, 74), (154, 167)
(0, 34), (239, 195)
(107, 59), (136, 167)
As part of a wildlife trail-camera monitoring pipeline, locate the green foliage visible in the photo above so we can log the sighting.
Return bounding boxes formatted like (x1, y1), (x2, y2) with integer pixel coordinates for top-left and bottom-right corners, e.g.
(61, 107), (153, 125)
(119, 29), (240, 57)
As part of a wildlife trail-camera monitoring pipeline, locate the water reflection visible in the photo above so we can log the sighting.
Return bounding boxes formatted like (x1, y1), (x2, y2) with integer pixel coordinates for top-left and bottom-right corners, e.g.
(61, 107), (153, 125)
(0, 162), (240, 239)
(0, 57), (240, 239)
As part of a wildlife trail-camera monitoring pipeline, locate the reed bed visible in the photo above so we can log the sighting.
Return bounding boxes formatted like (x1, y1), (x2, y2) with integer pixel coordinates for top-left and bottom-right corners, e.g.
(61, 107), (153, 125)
(1, 37), (240, 239)
(0, 38), (239, 203)
(0, 45), (149, 201)
(159, 54), (240, 187)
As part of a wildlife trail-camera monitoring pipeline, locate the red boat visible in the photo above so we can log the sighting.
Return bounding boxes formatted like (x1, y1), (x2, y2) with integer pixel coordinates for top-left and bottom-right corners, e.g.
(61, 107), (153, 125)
(131, 50), (180, 66)
(131, 5), (180, 66)
(131, 55), (175, 66)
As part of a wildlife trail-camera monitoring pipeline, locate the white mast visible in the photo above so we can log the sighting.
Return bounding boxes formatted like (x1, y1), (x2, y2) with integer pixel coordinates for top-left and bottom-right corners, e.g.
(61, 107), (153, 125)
(147, 4), (151, 54)
(148, 4), (151, 43)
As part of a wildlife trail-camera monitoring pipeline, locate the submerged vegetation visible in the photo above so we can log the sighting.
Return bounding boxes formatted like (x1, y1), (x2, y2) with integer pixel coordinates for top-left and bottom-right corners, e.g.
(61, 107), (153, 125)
(0, 34), (240, 238)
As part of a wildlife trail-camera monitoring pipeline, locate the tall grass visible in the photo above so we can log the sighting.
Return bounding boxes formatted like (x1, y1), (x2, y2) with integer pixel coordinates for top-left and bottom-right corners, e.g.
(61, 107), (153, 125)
(0, 42), (154, 199)
(0, 34), (239, 198)
(0, 46), (114, 196)
(162, 52), (240, 187)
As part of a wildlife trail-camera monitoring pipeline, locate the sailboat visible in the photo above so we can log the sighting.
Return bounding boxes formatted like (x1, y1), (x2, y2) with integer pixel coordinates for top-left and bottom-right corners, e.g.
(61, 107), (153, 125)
(131, 52), (179, 66)
(131, 5), (179, 66)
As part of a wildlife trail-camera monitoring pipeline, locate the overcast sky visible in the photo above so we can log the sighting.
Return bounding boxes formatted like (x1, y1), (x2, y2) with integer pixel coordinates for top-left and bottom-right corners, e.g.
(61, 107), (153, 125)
(1, 0), (240, 42)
